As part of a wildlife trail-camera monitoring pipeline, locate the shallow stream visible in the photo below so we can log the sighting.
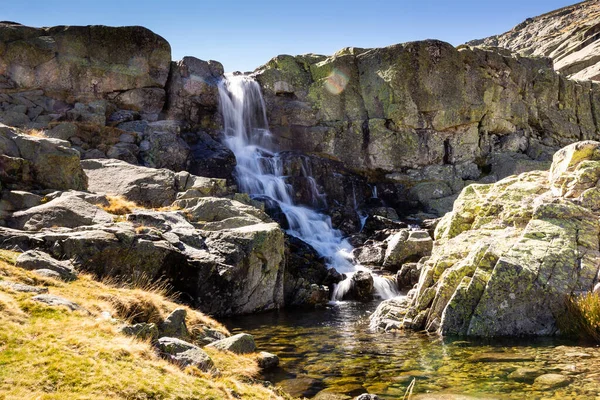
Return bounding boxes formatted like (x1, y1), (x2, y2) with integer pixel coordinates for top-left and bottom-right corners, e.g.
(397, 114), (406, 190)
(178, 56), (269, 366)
(226, 302), (600, 399)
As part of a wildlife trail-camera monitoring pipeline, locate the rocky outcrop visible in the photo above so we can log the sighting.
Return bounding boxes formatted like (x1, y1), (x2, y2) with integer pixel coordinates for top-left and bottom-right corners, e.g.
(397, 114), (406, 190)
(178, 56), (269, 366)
(0, 23), (171, 102)
(469, 1), (600, 81)
(371, 141), (600, 336)
(163, 57), (224, 128)
(0, 124), (87, 191)
(252, 39), (600, 214)
(3, 189), (285, 316)
(82, 158), (230, 207)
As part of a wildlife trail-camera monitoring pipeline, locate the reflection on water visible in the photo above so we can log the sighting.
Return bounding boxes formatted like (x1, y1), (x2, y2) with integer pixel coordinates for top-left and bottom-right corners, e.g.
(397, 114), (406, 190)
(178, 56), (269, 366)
(225, 302), (600, 399)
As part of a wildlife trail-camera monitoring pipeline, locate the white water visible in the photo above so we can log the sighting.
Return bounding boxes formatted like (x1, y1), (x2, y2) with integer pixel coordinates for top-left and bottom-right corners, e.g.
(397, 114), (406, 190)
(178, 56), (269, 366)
(218, 74), (398, 301)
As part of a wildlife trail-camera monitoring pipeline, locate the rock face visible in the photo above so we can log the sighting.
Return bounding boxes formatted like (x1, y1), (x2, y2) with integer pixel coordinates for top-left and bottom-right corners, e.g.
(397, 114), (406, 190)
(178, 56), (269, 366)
(82, 159), (229, 207)
(0, 124), (87, 191)
(0, 23), (171, 101)
(372, 141), (600, 337)
(469, 1), (600, 81)
(252, 38), (599, 214)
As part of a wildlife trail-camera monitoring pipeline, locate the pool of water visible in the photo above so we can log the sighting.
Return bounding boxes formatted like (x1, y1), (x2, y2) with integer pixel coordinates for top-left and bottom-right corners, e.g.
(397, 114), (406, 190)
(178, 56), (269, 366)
(225, 301), (600, 399)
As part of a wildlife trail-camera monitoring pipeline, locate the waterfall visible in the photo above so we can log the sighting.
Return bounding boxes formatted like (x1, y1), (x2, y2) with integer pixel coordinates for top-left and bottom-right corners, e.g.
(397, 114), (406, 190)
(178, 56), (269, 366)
(218, 74), (398, 300)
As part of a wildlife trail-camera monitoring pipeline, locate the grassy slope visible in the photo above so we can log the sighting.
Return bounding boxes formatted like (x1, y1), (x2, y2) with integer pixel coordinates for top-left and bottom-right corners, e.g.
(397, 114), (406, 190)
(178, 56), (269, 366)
(0, 250), (287, 400)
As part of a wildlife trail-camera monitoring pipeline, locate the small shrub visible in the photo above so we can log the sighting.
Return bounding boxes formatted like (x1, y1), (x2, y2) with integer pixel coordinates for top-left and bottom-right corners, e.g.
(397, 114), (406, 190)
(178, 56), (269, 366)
(22, 128), (46, 137)
(560, 292), (600, 342)
(100, 195), (140, 215)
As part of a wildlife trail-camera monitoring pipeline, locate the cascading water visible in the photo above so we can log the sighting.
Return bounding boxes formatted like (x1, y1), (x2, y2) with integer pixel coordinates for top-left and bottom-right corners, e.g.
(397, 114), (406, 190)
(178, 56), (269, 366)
(218, 74), (398, 301)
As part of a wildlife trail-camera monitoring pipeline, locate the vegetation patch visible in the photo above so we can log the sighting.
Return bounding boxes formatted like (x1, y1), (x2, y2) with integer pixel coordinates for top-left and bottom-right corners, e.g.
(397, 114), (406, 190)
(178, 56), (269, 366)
(559, 292), (600, 342)
(0, 250), (286, 399)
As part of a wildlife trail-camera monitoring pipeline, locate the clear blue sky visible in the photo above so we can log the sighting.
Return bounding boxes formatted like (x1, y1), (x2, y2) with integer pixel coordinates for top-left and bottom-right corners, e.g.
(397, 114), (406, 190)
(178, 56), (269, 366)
(2, 0), (578, 72)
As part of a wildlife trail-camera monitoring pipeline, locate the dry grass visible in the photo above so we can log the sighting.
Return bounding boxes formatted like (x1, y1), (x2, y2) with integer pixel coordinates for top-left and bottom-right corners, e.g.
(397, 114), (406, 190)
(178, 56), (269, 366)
(560, 292), (600, 342)
(0, 249), (282, 400)
(100, 195), (141, 215)
(21, 128), (46, 137)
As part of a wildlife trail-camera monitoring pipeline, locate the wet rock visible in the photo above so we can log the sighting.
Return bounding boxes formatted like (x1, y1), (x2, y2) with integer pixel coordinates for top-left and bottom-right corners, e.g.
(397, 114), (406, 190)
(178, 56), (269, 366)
(119, 323), (159, 341)
(32, 294), (80, 311)
(206, 333), (256, 354)
(533, 373), (572, 389)
(354, 242), (386, 266)
(284, 235), (329, 307)
(396, 263), (421, 290)
(187, 132), (236, 180)
(369, 297), (410, 331)
(257, 351), (279, 370)
(15, 250), (77, 281)
(345, 271), (374, 302)
(156, 337), (214, 371)
(383, 230), (432, 272)
(0, 281), (48, 294)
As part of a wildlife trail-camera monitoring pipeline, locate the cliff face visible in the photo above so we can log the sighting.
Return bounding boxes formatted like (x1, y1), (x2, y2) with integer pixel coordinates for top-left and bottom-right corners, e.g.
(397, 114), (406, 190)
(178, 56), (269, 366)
(252, 39), (600, 213)
(468, 0), (600, 81)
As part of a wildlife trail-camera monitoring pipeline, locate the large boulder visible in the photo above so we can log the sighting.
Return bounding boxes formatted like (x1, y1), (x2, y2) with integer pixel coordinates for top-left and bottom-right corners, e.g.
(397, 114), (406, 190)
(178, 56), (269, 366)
(163, 57), (223, 126)
(0, 23), (171, 100)
(372, 141), (600, 336)
(8, 194), (113, 231)
(82, 159), (227, 208)
(0, 124), (87, 191)
(382, 229), (433, 272)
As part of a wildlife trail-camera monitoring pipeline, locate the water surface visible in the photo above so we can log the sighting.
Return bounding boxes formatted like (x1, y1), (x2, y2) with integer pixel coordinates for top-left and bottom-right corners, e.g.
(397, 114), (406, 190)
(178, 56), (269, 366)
(226, 302), (600, 399)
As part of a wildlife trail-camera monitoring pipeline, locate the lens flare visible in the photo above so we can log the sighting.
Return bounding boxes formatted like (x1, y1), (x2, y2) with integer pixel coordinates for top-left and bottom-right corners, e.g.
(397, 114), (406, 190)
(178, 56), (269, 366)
(324, 68), (349, 95)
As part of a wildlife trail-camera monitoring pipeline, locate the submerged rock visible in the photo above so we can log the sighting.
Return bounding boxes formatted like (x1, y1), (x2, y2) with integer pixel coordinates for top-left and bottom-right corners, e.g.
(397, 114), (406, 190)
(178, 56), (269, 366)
(533, 373), (572, 389)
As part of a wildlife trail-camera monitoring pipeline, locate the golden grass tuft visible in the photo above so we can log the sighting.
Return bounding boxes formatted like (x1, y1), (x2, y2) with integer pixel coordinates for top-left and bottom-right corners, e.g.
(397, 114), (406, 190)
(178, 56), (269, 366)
(100, 195), (140, 215)
(21, 128), (46, 137)
(560, 292), (600, 342)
